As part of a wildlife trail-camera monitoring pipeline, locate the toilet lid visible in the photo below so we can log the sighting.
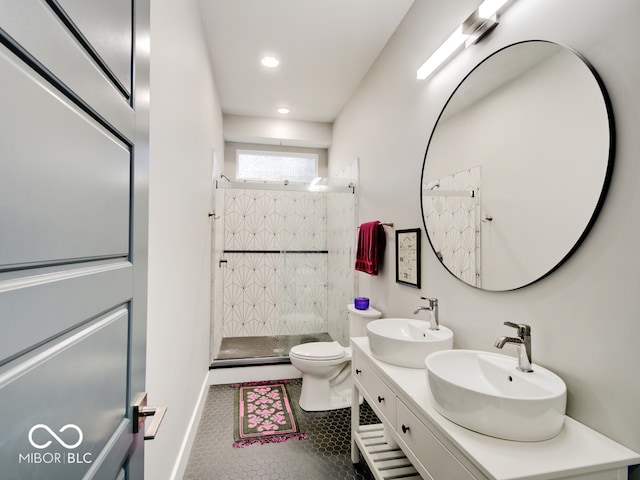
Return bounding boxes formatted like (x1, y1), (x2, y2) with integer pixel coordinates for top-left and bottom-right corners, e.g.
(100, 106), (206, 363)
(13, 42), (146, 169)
(289, 341), (346, 361)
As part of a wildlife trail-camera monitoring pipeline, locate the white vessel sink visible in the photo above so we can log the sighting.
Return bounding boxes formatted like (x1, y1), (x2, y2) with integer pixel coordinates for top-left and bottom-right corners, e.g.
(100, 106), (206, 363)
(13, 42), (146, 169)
(425, 349), (567, 441)
(367, 318), (453, 368)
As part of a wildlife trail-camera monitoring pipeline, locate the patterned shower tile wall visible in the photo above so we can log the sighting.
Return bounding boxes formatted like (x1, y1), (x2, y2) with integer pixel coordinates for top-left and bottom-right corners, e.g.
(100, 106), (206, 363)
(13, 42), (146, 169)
(224, 189), (327, 251)
(221, 188), (329, 338)
(327, 191), (356, 346)
(423, 166), (481, 287)
(222, 253), (328, 337)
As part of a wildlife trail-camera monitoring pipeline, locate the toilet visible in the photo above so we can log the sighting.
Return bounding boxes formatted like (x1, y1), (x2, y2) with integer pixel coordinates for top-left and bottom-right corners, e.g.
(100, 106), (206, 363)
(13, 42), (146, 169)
(289, 304), (382, 411)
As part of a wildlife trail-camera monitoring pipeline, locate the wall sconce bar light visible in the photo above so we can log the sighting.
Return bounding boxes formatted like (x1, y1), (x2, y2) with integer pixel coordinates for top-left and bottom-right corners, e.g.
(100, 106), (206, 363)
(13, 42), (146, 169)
(417, 0), (513, 80)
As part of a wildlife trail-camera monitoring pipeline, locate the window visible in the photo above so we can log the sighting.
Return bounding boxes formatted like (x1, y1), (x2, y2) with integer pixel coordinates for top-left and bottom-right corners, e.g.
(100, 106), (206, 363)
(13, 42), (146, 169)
(236, 150), (317, 183)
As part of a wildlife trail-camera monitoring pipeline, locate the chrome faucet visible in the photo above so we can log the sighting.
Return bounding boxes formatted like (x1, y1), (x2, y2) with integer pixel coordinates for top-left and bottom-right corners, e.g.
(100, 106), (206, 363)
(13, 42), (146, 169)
(494, 322), (533, 372)
(413, 297), (439, 330)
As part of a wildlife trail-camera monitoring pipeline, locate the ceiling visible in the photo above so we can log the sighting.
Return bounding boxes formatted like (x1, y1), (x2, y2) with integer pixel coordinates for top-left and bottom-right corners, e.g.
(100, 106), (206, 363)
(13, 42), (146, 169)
(199, 0), (415, 124)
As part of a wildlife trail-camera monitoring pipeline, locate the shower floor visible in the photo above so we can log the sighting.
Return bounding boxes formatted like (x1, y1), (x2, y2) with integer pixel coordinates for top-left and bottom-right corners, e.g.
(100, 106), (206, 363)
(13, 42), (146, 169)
(213, 333), (333, 366)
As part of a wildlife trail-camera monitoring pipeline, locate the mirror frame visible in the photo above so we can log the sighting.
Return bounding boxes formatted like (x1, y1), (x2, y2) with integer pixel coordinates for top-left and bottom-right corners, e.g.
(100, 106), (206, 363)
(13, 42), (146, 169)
(420, 40), (615, 291)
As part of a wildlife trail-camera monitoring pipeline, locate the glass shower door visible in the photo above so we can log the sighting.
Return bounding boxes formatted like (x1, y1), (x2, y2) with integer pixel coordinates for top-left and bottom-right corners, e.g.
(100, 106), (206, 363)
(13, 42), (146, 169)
(211, 180), (355, 364)
(278, 189), (329, 342)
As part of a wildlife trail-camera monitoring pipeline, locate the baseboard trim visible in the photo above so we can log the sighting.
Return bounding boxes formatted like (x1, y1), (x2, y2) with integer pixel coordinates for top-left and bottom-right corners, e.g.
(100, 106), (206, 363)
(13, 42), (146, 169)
(170, 372), (210, 480)
(209, 363), (302, 385)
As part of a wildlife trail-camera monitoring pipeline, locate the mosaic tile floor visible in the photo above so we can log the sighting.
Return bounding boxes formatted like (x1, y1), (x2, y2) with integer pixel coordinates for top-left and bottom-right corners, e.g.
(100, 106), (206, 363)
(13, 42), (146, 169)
(183, 379), (379, 480)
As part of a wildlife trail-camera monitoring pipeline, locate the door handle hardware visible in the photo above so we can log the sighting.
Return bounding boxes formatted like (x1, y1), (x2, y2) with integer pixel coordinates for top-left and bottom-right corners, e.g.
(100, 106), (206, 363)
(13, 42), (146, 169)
(377, 396), (384, 403)
(355, 369), (361, 374)
(401, 424), (410, 434)
(133, 393), (167, 440)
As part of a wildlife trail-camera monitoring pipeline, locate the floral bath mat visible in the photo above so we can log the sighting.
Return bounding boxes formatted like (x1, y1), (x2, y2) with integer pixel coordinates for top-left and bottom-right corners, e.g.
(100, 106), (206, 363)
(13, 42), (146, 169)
(233, 381), (307, 448)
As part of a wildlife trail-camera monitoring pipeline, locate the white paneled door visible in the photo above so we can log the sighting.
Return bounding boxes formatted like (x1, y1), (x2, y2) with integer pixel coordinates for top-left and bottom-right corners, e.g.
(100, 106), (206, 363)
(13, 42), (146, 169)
(0, 1), (151, 478)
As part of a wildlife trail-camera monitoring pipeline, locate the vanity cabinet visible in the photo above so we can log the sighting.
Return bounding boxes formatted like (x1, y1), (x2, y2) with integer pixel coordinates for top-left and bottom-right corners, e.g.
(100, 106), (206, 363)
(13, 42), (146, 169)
(354, 356), (396, 426)
(394, 400), (477, 480)
(351, 337), (640, 480)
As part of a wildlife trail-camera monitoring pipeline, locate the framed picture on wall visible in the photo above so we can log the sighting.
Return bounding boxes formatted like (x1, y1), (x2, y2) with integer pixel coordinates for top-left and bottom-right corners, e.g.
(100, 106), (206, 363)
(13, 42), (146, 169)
(396, 228), (421, 288)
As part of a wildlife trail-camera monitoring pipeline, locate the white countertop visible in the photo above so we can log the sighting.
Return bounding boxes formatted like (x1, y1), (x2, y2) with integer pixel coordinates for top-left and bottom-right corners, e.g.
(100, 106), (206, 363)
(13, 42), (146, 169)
(352, 337), (640, 480)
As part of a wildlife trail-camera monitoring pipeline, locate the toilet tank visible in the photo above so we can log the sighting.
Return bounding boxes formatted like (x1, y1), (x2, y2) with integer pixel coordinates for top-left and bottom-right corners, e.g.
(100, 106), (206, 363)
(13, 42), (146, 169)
(347, 304), (382, 337)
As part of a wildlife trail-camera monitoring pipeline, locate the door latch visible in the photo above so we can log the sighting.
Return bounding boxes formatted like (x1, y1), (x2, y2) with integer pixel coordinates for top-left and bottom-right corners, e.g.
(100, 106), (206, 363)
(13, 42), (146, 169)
(133, 393), (167, 440)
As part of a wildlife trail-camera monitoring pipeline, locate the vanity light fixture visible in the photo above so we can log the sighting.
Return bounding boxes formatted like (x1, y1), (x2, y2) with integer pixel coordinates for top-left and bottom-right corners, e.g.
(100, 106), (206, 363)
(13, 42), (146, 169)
(416, 0), (513, 80)
(261, 56), (280, 68)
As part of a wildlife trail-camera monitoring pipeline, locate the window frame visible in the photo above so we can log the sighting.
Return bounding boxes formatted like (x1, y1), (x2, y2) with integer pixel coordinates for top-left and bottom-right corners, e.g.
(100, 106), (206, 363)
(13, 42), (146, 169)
(235, 149), (319, 183)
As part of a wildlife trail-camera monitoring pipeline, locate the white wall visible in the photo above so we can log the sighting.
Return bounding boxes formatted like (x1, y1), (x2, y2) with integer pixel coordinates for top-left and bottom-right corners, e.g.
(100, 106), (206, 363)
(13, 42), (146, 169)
(146, 0), (224, 477)
(224, 114), (332, 148)
(332, 0), (640, 458)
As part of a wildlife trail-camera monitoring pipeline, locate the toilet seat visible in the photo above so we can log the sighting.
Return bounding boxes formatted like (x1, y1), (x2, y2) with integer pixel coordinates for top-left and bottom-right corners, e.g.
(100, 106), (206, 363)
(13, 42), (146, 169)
(289, 341), (346, 361)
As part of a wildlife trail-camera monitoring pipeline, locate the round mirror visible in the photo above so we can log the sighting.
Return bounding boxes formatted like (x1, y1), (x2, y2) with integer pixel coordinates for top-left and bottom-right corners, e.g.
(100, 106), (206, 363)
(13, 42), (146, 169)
(420, 40), (614, 291)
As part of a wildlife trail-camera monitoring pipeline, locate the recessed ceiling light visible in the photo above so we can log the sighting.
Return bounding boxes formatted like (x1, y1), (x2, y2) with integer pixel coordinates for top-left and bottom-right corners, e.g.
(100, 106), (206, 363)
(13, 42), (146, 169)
(277, 108), (290, 114)
(261, 56), (280, 68)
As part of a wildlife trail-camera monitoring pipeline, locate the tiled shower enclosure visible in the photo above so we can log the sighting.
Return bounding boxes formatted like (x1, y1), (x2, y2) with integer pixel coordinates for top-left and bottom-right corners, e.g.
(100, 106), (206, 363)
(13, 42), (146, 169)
(422, 166), (481, 287)
(211, 182), (356, 360)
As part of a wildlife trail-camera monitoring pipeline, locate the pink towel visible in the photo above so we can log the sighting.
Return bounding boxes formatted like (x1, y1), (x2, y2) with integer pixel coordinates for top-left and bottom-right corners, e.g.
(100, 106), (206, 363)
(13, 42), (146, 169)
(355, 221), (386, 275)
